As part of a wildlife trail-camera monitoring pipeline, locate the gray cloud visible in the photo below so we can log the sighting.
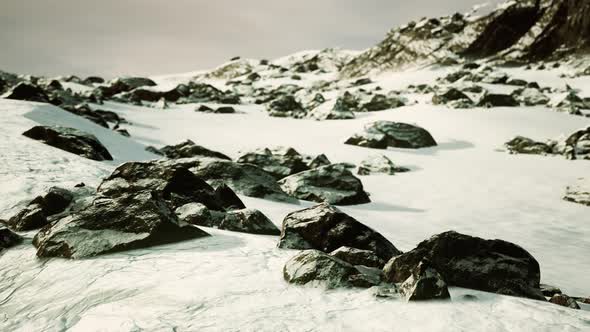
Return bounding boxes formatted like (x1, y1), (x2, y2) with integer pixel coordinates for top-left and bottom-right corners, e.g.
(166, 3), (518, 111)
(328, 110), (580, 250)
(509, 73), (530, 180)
(0, 0), (501, 77)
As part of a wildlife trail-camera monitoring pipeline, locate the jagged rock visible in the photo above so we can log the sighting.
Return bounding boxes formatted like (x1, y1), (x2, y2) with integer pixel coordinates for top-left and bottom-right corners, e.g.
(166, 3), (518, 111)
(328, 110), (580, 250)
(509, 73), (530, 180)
(190, 158), (295, 202)
(540, 284), (563, 297)
(513, 88), (550, 106)
(159, 140), (231, 160)
(309, 97), (356, 120)
(236, 147), (310, 180)
(184, 82), (240, 104)
(119, 77), (157, 89)
(145, 146), (165, 156)
(283, 250), (360, 288)
(505, 136), (552, 155)
(33, 191), (209, 258)
(115, 128), (130, 137)
(267, 95), (307, 118)
(82, 76), (105, 85)
(399, 260), (451, 301)
(432, 88), (472, 105)
(2, 82), (49, 103)
(345, 121), (437, 150)
(383, 231), (544, 300)
(175, 203), (214, 226)
(8, 202), (47, 231)
(549, 294), (581, 309)
(478, 93), (519, 107)
(359, 94), (405, 112)
(218, 209), (280, 235)
(98, 160), (231, 211)
(305, 154), (331, 169)
(214, 184), (246, 210)
(278, 203), (401, 261)
(564, 178), (590, 206)
(95, 77), (157, 98)
(278, 164), (370, 205)
(22, 126), (113, 161)
(357, 154), (408, 176)
(0, 227), (23, 251)
(329, 246), (385, 268)
(93, 109), (125, 124)
(563, 127), (590, 160)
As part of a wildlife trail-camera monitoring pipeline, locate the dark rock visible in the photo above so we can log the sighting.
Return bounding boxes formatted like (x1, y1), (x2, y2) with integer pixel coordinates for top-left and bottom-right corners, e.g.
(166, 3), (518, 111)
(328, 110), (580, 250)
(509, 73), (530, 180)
(505, 136), (552, 155)
(22, 126), (113, 161)
(360, 94), (405, 112)
(564, 178), (590, 206)
(93, 109), (125, 124)
(33, 191), (209, 258)
(2, 82), (49, 103)
(278, 164), (370, 205)
(563, 126), (590, 160)
(330, 246), (385, 268)
(159, 140), (231, 160)
(145, 146), (165, 156)
(7, 202), (47, 231)
(115, 128), (130, 137)
(345, 121), (437, 150)
(219, 209), (280, 235)
(236, 147), (310, 180)
(383, 231), (544, 300)
(549, 294), (581, 309)
(214, 183), (246, 210)
(0, 227), (23, 250)
(399, 260), (451, 301)
(82, 76), (105, 85)
(267, 95), (306, 118)
(191, 158), (295, 202)
(283, 250), (359, 288)
(278, 203), (401, 261)
(478, 93), (519, 107)
(540, 284), (562, 297)
(305, 154), (331, 169)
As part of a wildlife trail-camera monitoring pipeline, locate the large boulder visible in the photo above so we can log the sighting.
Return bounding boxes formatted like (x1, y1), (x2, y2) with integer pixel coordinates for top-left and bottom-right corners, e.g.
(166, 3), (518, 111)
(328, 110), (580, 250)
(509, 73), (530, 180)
(478, 93), (519, 107)
(329, 246), (385, 268)
(22, 126), (113, 161)
(399, 260), (451, 301)
(345, 121), (437, 150)
(190, 158), (295, 202)
(159, 140), (231, 160)
(278, 203), (401, 262)
(283, 250), (381, 288)
(505, 136), (552, 155)
(278, 164), (371, 205)
(2, 82), (49, 103)
(383, 231), (544, 300)
(236, 147), (310, 180)
(7, 187), (75, 231)
(564, 178), (590, 206)
(33, 191), (209, 258)
(1, 227), (23, 251)
(267, 95), (307, 119)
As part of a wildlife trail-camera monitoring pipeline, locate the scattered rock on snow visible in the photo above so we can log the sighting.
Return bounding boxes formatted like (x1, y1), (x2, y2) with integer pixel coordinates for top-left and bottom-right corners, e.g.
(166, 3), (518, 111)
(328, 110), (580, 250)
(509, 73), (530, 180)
(236, 147), (310, 180)
(329, 246), (385, 268)
(267, 95), (307, 118)
(383, 231), (544, 300)
(357, 154), (409, 176)
(399, 260), (451, 301)
(478, 93), (519, 107)
(159, 140), (231, 160)
(345, 121), (437, 150)
(505, 136), (552, 155)
(564, 178), (590, 206)
(2, 82), (49, 103)
(7, 187), (75, 231)
(549, 294), (581, 309)
(278, 164), (371, 205)
(278, 203), (401, 261)
(22, 126), (113, 161)
(0, 227), (23, 251)
(218, 209), (280, 235)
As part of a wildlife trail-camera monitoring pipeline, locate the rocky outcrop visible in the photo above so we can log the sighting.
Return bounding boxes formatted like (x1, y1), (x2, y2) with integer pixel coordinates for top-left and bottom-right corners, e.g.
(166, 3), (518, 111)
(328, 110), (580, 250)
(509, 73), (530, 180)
(33, 191), (209, 258)
(2, 82), (49, 103)
(383, 231), (544, 300)
(399, 260), (451, 301)
(0, 227), (23, 251)
(278, 164), (371, 205)
(357, 154), (409, 176)
(22, 126), (113, 161)
(176, 204), (279, 235)
(345, 121), (437, 150)
(158, 140), (231, 160)
(278, 203), (401, 262)
(267, 95), (307, 118)
(236, 147), (310, 180)
(7, 187), (75, 231)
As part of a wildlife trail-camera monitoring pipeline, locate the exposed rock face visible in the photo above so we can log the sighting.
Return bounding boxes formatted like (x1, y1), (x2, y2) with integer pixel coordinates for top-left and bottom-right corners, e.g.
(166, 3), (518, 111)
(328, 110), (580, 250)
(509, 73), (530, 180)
(218, 209), (280, 235)
(267, 96), (306, 118)
(7, 187), (75, 231)
(2, 82), (49, 103)
(283, 250), (360, 288)
(190, 158), (295, 202)
(236, 147), (310, 180)
(549, 294), (581, 309)
(278, 203), (401, 262)
(564, 178), (590, 206)
(159, 140), (231, 160)
(345, 121), (437, 150)
(329, 246), (385, 268)
(357, 154), (409, 176)
(33, 191), (209, 258)
(98, 160), (233, 211)
(22, 126), (113, 161)
(399, 260), (451, 301)
(0, 227), (23, 250)
(383, 231), (544, 300)
(278, 164), (371, 205)
(505, 136), (552, 155)
(478, 93), (519, 107)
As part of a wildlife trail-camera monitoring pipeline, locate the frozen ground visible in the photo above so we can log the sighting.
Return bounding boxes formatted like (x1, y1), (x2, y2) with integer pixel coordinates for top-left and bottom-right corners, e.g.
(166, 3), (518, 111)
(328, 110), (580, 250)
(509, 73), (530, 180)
(1, 66), (589, 331)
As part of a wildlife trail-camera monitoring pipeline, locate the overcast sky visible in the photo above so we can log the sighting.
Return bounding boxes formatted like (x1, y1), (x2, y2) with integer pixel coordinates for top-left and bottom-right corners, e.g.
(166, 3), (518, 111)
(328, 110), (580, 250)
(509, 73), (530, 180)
(0, 1), (499, 78)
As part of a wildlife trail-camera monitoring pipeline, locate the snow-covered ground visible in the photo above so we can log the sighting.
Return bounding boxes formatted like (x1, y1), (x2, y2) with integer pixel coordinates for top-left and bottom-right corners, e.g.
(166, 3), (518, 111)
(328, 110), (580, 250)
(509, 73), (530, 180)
(1, 66), (590, 331)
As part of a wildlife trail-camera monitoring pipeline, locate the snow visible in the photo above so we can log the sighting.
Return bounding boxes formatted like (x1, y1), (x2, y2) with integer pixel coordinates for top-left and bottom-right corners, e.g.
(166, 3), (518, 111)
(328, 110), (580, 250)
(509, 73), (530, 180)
(1, 65), (590, 331)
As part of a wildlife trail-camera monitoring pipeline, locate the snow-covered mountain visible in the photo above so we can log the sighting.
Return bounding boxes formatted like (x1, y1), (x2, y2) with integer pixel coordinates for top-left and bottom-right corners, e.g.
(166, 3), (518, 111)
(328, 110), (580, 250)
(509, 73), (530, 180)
(1, 0), (590, 331)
